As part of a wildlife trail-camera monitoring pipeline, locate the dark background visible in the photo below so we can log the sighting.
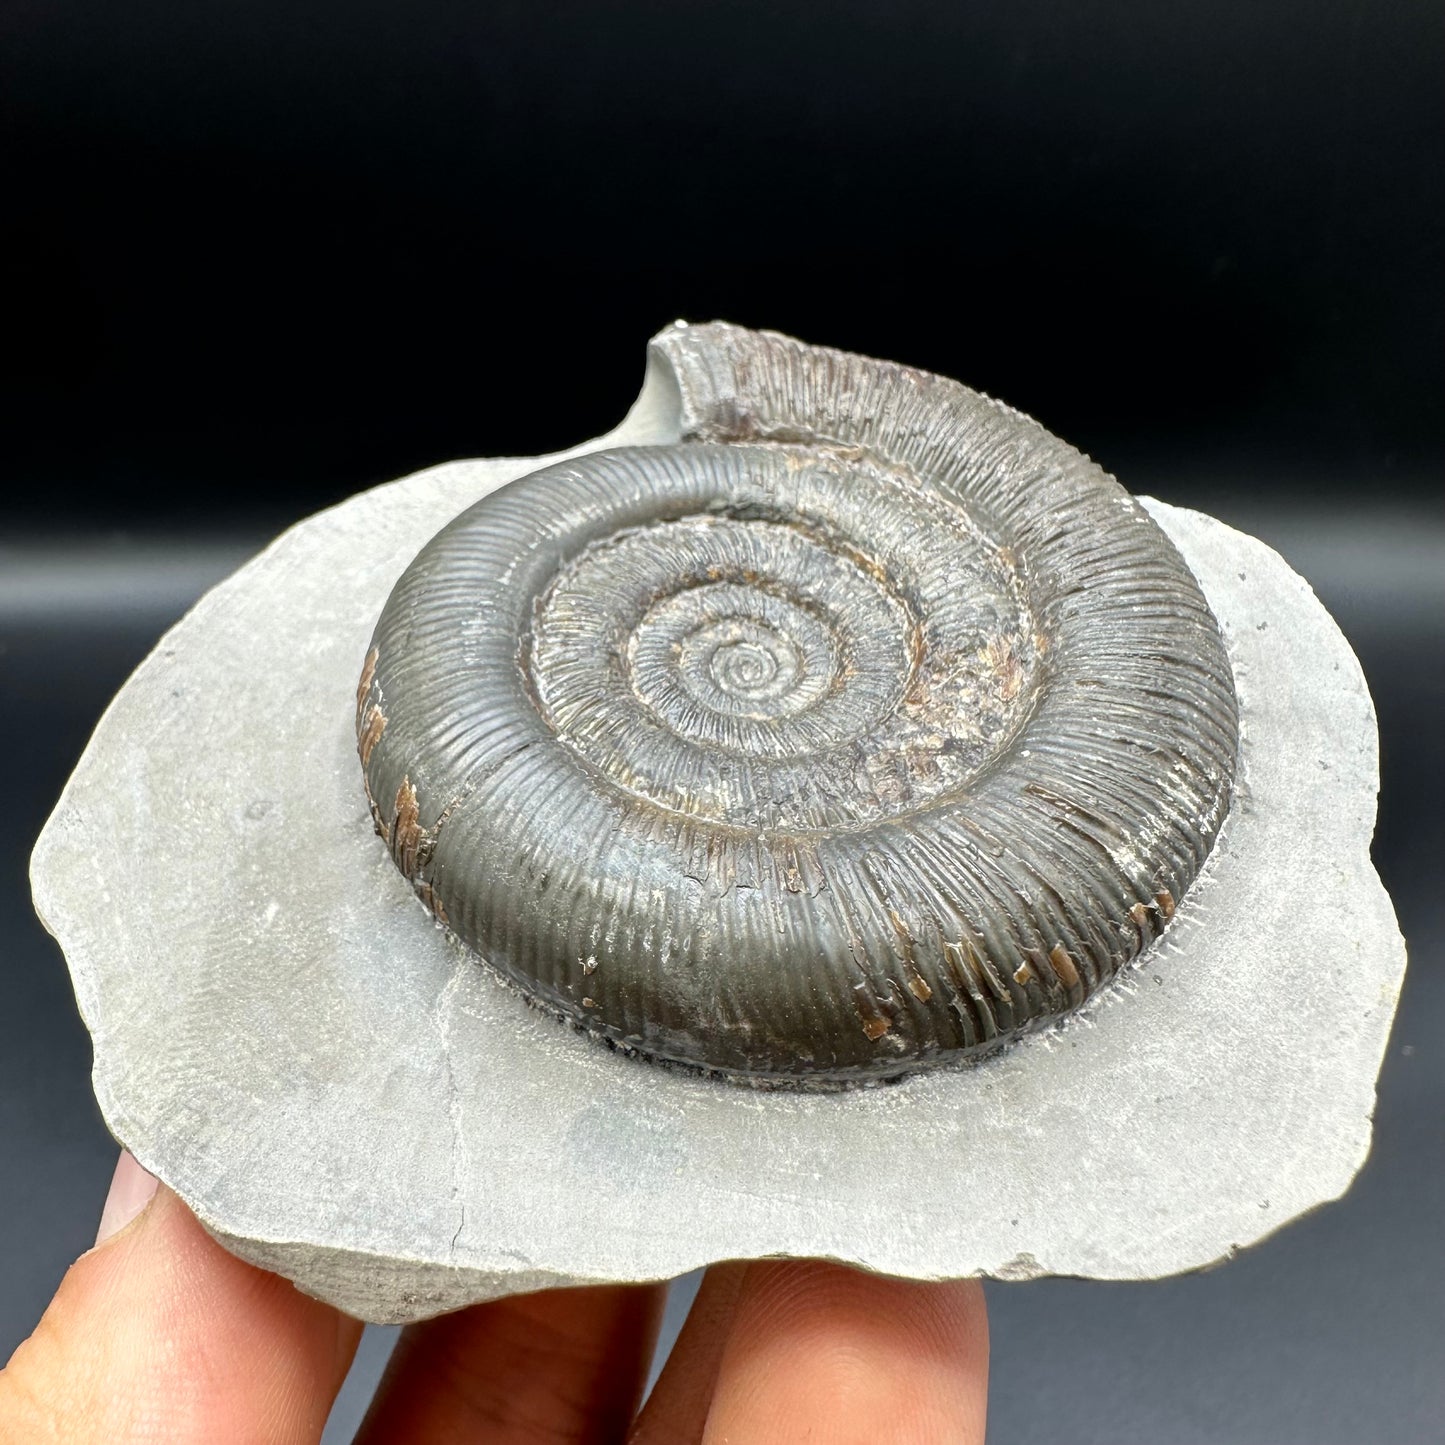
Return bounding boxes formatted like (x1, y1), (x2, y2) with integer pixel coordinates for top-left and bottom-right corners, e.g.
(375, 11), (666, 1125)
(3, 2), (1441, 1441)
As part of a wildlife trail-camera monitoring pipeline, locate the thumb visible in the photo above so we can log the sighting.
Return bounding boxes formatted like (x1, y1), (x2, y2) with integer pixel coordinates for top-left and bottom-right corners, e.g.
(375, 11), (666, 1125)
(0, 1152), (362, 1445)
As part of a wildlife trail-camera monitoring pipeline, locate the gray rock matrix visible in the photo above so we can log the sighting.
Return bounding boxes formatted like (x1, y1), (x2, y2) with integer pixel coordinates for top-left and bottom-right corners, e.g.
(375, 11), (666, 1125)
(31, 324), (1404, 1322)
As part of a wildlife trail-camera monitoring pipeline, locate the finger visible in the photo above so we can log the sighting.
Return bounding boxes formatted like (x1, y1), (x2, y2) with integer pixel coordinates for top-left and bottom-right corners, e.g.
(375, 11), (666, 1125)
(0, 1151), (363, 1445)
(701, 1260), (988, 1445)
(629, 1263), (747, 1444)
(356, 1280), (666, 1445)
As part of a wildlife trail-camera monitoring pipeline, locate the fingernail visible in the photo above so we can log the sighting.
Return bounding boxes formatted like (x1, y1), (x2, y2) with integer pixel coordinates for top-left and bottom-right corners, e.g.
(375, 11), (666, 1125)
(95, 1150), (160, 1245)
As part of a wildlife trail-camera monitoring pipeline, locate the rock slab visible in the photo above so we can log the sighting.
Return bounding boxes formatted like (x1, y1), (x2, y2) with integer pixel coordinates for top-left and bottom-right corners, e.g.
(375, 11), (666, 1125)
(31, 357), (1405, 1323)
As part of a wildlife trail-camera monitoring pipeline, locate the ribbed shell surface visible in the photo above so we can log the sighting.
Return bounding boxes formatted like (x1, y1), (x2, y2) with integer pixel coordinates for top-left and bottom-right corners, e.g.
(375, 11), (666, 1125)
(357, 323), (1239, 1085)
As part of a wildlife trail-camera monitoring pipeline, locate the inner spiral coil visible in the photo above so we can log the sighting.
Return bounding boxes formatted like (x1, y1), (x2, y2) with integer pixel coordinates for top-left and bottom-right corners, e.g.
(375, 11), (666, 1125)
(526, 449), (1037, 832)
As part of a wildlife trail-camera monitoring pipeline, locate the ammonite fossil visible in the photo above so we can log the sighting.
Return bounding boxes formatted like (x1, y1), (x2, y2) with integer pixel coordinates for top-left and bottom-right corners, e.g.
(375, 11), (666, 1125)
(357, 323), (1239, 1085)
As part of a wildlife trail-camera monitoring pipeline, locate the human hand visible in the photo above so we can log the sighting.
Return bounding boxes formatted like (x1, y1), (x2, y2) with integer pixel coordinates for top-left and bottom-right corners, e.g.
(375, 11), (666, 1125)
(0, 1151), (989, 1443)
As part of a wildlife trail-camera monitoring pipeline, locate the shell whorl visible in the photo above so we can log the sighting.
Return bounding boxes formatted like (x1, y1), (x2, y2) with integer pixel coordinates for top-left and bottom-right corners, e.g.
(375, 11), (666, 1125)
(358, 323), (1239, 1085)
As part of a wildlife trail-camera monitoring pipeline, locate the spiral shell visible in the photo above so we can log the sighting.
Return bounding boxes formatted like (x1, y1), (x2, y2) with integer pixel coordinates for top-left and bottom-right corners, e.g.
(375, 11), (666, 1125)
(357, 323), (1239, 1085)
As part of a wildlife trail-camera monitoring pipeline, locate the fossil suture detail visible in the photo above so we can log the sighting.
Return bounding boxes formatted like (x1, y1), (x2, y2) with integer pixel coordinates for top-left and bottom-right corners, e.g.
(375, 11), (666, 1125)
(357, 323), (1240, 1085)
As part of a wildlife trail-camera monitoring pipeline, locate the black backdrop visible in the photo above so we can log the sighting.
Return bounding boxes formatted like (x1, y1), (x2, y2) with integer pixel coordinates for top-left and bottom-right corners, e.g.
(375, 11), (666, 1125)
(4, 4), (1442, 1442)
(5, 0), (1440, 531)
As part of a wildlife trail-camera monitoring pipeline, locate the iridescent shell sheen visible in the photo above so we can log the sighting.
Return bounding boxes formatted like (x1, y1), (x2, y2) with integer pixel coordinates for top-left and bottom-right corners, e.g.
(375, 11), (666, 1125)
(357, 324), (1239, 1085)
